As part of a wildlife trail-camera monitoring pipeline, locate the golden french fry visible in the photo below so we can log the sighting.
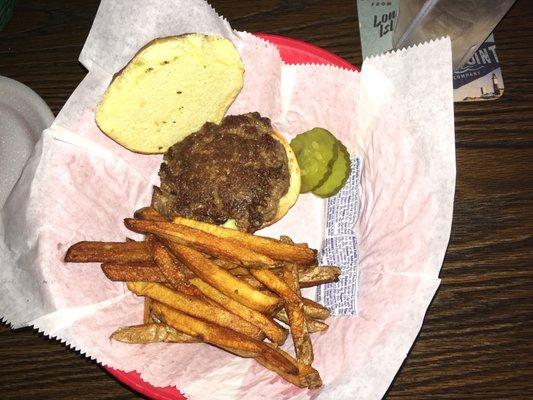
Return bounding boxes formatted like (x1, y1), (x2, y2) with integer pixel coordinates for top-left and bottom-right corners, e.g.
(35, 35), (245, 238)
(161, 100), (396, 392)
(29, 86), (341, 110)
(281, 264), (313, 365)
(249, 269), (301, 304)
(125, 219), (276, 267)
(298, 266), (341, 288)
(144, 297), (153, 324)
(275, 310), (328, 334)
(256, 343), (322, 389)
(173, 217), (317, 265)
(190, 277), (288, 345)
(247, 268), (314, 364)
(65, 241), (151, 263)
(307, 319), (328, 333)
(128, 282), (264, 340)
(110, 323), (199, 344)
(151, 301), (297, 376)
(134, 207), (166, 221)
(302, 298), (331, 320)
(238, 275), (264, 290)
(226, 267), (250, 276)
(101, 262), (166, 283)
(234, 265), (340, 288)
(209, 257), (244, 270)
(167, 244), (281, 314)
(146, 234), (200, 297)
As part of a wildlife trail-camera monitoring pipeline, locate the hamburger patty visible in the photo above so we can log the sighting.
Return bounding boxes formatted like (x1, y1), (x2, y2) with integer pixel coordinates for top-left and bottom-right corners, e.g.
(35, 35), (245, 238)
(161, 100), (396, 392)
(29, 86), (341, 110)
(152, 112), (290, 232)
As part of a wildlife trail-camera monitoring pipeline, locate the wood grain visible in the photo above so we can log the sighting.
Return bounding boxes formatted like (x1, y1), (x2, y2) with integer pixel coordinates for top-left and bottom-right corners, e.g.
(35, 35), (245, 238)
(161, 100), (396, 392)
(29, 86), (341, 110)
(1, 0), (532, 399)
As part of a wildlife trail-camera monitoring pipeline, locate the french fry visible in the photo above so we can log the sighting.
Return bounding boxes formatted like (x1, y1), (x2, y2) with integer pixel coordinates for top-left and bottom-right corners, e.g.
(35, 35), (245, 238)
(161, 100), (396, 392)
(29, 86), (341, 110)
(110, 323), (199, 344)
(281, 264), (313, 365)
(226, 267), (250, 276)
(167, 244), (281, 314)
(302, 298), (331, 320)
(101, 262), (166, 283)
(298, 266), (341, 288)
(151, 301), (297, 376)
(125, 219), (276, 267)
(245, 267), (313, 364)
(146, 235), (200, 297)
(173, 217), (316, 265)
(144, 297), (154, 323)
(128, 282), (264, 340)
(256, 343), (322, 389)
(134, 207), (166, 222)
(306, 319), (328, 333)
(67, 206), (335, 388)
(65, 241), (151, 263)
(210, 257), (244, 270)
(237, 275), (264, 290)
(249, 269), (300, 304)
(107, 259), (329, 322)
(190, 278), (288, 345)
(235, 265), (340, 289)
(275, 310), (328, 334)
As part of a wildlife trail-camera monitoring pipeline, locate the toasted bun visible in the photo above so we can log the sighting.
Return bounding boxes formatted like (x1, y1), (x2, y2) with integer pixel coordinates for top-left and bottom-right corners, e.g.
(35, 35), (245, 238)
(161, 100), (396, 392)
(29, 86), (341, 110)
(95, 34), (244, 154)
(221, 130), (300, 231)
(269, 130), (301, 227)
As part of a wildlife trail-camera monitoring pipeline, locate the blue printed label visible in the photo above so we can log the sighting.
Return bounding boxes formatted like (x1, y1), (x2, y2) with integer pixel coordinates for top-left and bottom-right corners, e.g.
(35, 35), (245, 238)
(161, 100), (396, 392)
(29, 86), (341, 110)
(316, 157), (361, 315)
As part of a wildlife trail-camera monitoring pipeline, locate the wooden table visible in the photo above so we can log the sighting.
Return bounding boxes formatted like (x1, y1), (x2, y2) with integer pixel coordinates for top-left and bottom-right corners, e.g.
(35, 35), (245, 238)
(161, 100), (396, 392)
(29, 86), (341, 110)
(1, 1), (531, 399)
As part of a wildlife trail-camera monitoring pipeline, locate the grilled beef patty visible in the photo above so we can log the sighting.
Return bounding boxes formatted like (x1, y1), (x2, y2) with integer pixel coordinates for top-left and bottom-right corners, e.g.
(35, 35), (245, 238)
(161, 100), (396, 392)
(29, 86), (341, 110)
(152, 112), (290, 232)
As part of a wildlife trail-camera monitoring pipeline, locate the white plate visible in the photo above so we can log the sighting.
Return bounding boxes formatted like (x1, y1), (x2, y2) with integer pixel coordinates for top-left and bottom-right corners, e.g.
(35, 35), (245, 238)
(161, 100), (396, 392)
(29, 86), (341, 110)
(0, 76), (54, 207)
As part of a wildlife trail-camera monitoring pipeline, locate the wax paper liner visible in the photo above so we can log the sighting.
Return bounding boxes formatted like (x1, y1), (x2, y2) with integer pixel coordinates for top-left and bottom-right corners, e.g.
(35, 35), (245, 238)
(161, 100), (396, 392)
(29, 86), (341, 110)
(0, 0), (455, 398)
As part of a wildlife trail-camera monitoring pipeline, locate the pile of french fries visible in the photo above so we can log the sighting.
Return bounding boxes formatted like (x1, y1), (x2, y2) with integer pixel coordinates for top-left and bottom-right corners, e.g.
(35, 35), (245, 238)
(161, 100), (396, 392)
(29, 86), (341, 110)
(65, 207), (341, 388)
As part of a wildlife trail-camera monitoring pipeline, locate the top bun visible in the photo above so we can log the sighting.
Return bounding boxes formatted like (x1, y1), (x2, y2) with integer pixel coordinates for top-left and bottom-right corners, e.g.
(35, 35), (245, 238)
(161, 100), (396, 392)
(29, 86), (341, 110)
(95, 34), (244, 154)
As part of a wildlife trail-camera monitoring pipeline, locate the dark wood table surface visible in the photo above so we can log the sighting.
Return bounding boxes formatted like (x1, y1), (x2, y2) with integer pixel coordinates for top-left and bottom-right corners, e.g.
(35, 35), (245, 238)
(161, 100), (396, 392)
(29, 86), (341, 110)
(1, 1), (532, 399)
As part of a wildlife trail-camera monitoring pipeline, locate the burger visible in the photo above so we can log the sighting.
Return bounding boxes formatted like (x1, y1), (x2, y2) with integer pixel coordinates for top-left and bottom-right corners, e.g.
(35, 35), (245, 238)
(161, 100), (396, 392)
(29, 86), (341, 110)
(94, 34), (300, 232)
(152, 112), (300, 233)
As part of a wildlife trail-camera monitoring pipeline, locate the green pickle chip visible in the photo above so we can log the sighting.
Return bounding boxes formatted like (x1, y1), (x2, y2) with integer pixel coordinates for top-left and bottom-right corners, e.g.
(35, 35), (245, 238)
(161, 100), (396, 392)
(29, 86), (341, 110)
(290, 128), (339, 193)
(312, 139), (351, 197)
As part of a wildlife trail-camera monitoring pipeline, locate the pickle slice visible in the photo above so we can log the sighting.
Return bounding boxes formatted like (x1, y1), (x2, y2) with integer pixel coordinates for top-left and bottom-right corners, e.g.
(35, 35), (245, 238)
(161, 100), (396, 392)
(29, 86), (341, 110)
(312, 139), (351, 197)
(290, 128), (339, 193)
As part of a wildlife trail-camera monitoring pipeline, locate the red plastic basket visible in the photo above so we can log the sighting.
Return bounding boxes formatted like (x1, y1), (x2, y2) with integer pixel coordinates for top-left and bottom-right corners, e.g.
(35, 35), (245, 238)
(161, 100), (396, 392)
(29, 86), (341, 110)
(105, 33), (357, 399)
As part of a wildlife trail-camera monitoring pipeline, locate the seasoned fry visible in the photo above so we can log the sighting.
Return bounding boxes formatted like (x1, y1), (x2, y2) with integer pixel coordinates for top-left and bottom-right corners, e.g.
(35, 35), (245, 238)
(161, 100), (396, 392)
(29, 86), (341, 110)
(125, 219), (276, 267)
(210, 257), (243, 270)
(306, 319), (328, 333)
(298, 266), (341, 288)
(128, 282), (264, 340)
(256, 343), (322, 389)
(110, 323), (199, 344)
(134, 207), (166, 222)
(226, 267), (250, 276)
(67, 205), (335, 388)
(234, 265), (340, 288)
(275, 310), (328, 334)
(302, 298), (331, 320)
(146, 235), (200, 297)
(237, 275), (264, 290)
(151, 301), (297, 376)
(249, 269), (300, 304)
(144, 297), (154, 323)
(65, 241), (151, 263)
(101, 262), (166, 283)
(247, 267), (313, 364)
(190, 278), (288, 345)
(167, 244), (281, 314)
(281, 264), (313, 365)
(174, 217), (316, 265)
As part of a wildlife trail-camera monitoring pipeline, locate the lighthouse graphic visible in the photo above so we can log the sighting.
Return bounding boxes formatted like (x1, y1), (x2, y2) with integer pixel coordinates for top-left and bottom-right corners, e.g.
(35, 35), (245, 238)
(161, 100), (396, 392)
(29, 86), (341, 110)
(478, 72), (504, 100)
(492, 73), (501, 96)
